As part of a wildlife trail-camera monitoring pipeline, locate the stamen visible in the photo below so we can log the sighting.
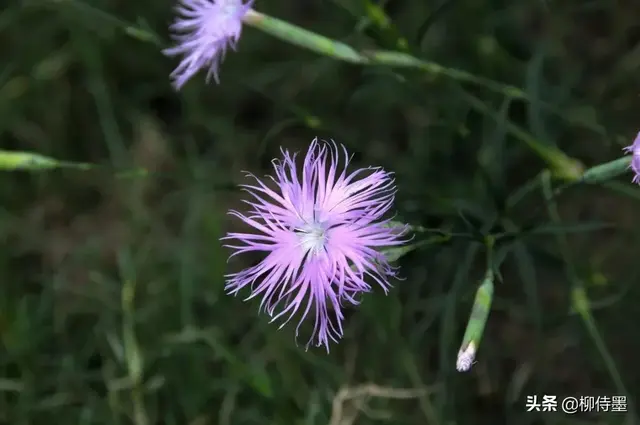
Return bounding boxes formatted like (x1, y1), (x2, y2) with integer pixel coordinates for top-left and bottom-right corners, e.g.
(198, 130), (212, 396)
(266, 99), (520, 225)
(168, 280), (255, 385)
(295, 222), (328, 256)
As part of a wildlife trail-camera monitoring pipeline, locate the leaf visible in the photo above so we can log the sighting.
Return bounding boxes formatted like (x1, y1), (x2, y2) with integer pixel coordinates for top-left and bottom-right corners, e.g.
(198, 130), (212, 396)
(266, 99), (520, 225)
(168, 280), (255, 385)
(506, 222), (614, 241)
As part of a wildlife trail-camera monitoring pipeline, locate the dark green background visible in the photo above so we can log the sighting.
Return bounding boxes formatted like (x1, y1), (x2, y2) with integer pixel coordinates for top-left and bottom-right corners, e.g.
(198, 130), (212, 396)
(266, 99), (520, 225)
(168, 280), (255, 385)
(1, 0), (639, 424)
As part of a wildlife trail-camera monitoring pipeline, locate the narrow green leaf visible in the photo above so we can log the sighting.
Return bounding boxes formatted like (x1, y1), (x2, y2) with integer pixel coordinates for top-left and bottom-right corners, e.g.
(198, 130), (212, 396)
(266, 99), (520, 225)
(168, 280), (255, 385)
(599, 180), (640, 200)
(458, 90), (585, 181)
(527, 221), (614, 235)
(497, 221), (614, 241)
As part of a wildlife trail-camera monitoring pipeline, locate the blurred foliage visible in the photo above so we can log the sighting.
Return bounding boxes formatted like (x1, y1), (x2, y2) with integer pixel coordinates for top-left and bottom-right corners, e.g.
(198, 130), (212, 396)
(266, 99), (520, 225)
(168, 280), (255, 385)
(1, 0), (640, 424)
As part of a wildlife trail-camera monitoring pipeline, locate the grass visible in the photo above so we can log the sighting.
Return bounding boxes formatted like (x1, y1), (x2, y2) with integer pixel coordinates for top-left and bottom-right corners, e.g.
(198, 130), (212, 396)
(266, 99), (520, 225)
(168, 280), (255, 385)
(1, 0), (639, 424)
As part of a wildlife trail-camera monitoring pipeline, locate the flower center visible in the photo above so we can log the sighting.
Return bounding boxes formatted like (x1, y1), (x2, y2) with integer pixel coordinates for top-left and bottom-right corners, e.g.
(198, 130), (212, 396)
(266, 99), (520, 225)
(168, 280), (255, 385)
(296, 222), (328, 256)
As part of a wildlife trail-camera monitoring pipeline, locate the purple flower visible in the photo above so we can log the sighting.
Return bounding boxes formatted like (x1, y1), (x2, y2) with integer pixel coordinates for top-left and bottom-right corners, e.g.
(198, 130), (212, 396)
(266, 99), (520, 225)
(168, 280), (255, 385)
(163, 0), (253, 90)
(223, 139), (409, 350)
(623, 131), (640, 184)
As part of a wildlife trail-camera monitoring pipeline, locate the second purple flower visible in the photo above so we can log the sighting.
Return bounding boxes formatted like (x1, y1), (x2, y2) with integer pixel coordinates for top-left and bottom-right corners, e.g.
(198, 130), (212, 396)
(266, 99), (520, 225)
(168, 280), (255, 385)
(164, 0), (253, 89)
(623, 131), (640, 184)
(223, 139), (409, 350)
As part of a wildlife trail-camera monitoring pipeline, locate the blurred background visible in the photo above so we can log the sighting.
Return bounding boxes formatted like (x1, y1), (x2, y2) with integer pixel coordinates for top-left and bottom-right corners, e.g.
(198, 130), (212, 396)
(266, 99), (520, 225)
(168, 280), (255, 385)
(1, 0), (639, 424)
